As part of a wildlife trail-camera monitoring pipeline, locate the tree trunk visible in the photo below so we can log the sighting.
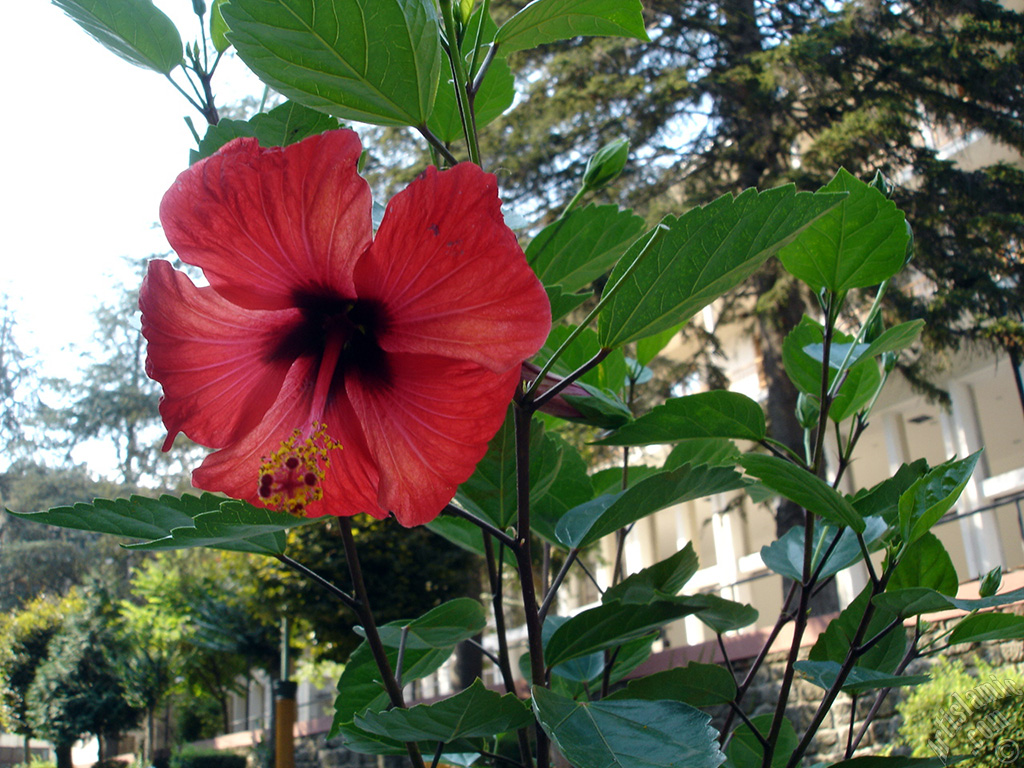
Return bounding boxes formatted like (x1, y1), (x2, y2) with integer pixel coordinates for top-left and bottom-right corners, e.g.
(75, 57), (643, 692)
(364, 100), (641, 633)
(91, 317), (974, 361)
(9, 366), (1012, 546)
(55, 743), (74, 768)
(753, 267), (840, 616)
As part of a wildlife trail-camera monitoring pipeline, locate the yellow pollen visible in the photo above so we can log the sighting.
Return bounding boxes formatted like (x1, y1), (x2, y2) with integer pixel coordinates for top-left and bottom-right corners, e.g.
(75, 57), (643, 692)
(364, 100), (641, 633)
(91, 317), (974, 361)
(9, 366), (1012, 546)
(258, 423), (342, 516)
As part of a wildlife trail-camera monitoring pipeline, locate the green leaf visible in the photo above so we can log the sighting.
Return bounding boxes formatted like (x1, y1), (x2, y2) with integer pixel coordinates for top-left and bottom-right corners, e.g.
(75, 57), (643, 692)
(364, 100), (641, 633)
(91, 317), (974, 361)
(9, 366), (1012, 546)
(331, 631), (455, 734)
(209, 0), (231, 52)
(331, 724), (408, 756)
(521, 619), (656, 687)
(426, 514), (514, 565)
(850, 460), (929, 525)
(794, 661), (929, 694)
(7, 494), (315, 555)
(637, 323), (683, 366)
(367, 598), (486, 650)
(873, 586), (1024, 617)
(539, 324), (628, 392)
(859, 320), (925, 361)
(457, 408), (559, 529)
(888, 533), (958, 595)
(495, 0), (649, 54)
(563, 383), (634, 428)
(899, 452), (981, 545)
(598, 391), (766, 446)
(664, 439), (741, 469)
(355, 679), (530, 742)
(190, 100), (339, 163)
(547, 285), (593, 322)
(544, 601), (702, 668)
(725, 714), (797, 768)
(526, 204), (647, 293)
(7, 493), (211, 540)
(125, 502), (316, 554)
(532, 434), (595, 547)
(598, 187), (845, 347)
(783, 318), (882, 422)
(761, 516), (888, 583)
(828, 359), (883, 423)
(947, 613), (1024, 645)
(810, 584), (905, 673)
(603, 543), (699, 604)
(683, 594), (759, 634)
(605, 662), (736, 706)
(222, 0), (442, 126)
(556, 464), (746, 549)
(779, 168), (909, 293)
(740, 454), (864, 532)
(532, 686), (724, 768)
(53, 0), (183, 73)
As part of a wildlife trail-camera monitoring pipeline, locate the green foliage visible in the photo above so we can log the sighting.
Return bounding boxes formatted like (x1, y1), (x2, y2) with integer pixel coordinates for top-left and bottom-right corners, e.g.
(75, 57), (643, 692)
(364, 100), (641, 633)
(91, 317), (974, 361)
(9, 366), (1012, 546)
(222, 0), (442, 126)
(25, 581), (142, 750)
(532, 686), (724, 768)
(52, 0), (183, 74)
(171, 747), (247, 768)
(191, 100), (339, 164)
(255, 516), (478, 662)
(30, 2), (1024, 767)
(896, 657), (1024, 768)
(597, 187), (845, 347)
(0, 593), (76, 735)
(494, 0), (648, 54)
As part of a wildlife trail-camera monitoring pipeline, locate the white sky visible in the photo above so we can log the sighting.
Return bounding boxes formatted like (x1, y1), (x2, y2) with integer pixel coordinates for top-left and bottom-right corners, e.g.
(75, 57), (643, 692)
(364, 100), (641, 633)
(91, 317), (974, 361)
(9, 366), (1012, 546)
(3, 2), (261, 382)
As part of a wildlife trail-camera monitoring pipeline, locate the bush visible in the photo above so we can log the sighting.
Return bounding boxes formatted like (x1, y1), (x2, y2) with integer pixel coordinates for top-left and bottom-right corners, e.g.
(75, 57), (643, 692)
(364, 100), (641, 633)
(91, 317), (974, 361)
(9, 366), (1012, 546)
(170, 748), (246, 768)
(896, 656), (1024, 767)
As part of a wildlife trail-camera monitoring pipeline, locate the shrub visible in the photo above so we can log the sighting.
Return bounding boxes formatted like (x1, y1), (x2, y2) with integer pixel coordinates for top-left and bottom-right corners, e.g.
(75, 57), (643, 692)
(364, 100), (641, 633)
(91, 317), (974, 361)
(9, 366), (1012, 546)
(170, 748), (246, 768)
(896, 656), (1024, 767)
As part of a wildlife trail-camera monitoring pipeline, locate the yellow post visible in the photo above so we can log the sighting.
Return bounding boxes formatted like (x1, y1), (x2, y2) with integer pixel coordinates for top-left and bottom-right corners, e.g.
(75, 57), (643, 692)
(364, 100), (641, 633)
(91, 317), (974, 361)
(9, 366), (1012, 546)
(274, 680), (298, 768)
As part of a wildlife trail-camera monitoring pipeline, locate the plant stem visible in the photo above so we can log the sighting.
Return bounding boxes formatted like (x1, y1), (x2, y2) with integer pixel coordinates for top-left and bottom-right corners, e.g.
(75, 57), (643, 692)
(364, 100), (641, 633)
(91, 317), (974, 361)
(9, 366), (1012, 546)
(438, 0), (481, 164)
(539, 548), (580, 622)
(483, 535), (535, 768)
(416, 125), (459, 166)
(337, 518), (425, 768)
(273, 553), (359, 612)
(442, 503), (518, 549)
(513, 405), (550, 768)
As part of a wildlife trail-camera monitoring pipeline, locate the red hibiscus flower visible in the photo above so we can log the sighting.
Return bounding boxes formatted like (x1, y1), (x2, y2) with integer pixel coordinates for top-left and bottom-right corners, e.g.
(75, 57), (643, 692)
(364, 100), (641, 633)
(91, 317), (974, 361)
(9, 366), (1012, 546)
(141, 130), (550, 526)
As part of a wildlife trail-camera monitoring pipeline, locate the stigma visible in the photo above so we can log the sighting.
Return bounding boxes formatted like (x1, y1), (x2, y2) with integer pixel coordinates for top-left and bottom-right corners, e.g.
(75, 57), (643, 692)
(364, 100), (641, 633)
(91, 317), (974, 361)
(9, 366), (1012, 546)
(258, 423), (342, 515)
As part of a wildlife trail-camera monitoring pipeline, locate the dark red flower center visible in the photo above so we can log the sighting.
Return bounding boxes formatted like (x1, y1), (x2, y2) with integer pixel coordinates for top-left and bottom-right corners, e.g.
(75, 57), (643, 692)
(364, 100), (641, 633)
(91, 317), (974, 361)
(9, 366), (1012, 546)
(275, 292), (390, 391)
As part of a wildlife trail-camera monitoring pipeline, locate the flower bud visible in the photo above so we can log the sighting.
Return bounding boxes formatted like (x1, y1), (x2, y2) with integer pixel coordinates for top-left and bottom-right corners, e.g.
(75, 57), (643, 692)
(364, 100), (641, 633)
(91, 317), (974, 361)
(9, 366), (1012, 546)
(796, 392), (820, 429)
(869, 170), (893, 198)
(582, 138), (629, 191)
(193, 0), (207, 16)
(522, 362), (589, 420)
(979, 566), (1002, 598)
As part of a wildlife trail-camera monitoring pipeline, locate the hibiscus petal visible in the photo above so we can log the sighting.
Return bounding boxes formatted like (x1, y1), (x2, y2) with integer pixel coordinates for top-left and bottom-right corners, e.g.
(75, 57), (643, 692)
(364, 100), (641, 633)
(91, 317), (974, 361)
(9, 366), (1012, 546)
(191, 359), (388, 520)
(355, 163), (551, 373)
(160, 130), (372, 310)
(140, 260), (299, 450)
(347, 352), (521, 526)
